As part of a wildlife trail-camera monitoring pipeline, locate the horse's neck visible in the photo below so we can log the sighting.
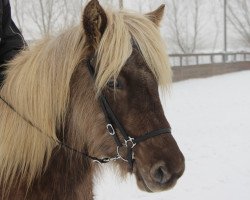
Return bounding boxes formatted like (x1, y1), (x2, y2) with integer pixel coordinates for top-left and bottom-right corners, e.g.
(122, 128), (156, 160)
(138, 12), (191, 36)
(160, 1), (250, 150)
(20, 61), (98, 200)
(9, 149), (94, 200)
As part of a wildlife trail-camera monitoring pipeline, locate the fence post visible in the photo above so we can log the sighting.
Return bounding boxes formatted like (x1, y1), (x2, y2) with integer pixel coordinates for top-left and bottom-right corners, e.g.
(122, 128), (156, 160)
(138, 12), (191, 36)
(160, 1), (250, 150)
(196, 55), (199, 65)
(223, 53), (226, 63)
(211, 55), (214, 63)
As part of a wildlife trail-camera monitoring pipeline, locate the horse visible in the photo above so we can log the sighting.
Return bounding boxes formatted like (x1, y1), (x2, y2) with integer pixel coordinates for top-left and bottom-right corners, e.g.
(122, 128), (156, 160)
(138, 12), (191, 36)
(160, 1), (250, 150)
(0, 0), (185, 199)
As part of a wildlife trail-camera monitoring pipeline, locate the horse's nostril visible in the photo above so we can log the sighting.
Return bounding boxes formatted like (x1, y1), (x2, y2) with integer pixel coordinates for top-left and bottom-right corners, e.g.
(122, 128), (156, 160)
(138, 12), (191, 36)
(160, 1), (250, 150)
(151, 163), (171, 184)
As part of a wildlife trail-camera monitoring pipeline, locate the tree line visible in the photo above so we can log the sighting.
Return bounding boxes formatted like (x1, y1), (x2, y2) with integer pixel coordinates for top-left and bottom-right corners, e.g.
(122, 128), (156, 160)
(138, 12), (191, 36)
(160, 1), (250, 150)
(10, 0), (250, 53)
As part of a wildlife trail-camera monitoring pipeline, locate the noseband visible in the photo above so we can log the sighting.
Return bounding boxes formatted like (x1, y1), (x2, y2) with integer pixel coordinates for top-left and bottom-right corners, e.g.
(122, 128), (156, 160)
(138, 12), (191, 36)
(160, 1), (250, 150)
(0, 60), (171, 168)
(87, 59), (171, 167)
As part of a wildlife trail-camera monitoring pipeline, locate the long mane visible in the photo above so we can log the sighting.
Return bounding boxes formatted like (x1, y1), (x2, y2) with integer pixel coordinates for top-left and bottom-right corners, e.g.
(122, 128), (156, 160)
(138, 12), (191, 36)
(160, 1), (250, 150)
(0, 26), (86, 190)
(0, 7), (171, 191)
(96, 10), (172, 93)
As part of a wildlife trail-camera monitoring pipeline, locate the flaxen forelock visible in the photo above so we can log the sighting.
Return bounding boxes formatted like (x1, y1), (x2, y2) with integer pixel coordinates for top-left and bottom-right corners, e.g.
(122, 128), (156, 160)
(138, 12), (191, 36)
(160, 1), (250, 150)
(95, 10), (172, 93)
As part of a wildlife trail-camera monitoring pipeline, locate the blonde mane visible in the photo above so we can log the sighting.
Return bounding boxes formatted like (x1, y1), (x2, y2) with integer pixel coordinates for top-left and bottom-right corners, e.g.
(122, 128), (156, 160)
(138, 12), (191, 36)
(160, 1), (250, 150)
(0, 8), (171, 192)
(96, 10), (172, 93)
(0, 26), (86, 190)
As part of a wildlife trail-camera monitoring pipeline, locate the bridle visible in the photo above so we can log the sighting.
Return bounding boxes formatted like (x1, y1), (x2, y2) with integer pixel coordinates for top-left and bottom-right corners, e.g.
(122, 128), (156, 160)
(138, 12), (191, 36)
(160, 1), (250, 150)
(0, 59), (171, 168)
(87, 59), (171, 167)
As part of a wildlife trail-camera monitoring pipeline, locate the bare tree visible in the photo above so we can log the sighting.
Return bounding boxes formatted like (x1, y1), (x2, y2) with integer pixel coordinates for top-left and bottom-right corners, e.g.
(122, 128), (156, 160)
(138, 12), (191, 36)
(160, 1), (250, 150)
(11, 0), (25, 31)
(119, 0), (123, 9)
(58, 0), (87, 29)
(11, 0), (87, 38)
(227, 0), (250, 47)
(28, 0), (62, 36)
(166, 0), (205, 53)
(100, 0), (119, 9)
(210, 0), (221, 52)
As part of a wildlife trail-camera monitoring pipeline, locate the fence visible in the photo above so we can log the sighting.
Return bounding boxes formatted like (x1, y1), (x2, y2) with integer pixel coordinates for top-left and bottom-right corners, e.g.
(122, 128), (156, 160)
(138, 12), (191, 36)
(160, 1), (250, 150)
(28, 39), (250, 68)
(169, 52), (250, 67)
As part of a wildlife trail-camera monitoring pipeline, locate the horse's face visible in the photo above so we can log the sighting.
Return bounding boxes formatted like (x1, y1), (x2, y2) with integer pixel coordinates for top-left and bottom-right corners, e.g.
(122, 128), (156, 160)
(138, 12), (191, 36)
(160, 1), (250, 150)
(102, 48), (185, 192)
(82, 0), (185, 193)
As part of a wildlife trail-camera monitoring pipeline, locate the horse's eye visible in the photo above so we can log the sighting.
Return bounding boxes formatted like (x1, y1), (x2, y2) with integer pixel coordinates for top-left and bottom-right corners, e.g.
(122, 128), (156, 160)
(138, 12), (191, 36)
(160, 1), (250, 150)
(107, 79), (122, 89)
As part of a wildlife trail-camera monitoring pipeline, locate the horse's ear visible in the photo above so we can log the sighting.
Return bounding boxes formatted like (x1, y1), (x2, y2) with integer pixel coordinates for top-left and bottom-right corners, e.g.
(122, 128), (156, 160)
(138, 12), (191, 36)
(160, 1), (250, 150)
(83, 0), (107, 50)
(145, 4), (165, 26)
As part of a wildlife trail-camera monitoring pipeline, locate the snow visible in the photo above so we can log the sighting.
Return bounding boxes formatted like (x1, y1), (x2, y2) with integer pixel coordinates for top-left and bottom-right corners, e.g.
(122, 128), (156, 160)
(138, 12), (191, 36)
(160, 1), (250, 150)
(94, 71), (250, 200)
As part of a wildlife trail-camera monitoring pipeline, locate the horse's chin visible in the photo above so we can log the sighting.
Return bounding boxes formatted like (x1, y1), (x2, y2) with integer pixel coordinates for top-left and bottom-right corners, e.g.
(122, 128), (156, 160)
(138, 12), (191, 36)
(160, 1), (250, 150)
(133, 165), (178, 193)
(134, 169), (153, 193)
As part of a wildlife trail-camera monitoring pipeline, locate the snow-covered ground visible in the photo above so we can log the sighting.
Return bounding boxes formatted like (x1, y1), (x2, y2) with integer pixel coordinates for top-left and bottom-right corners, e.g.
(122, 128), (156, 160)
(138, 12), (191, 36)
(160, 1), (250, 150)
(94, 71), (250, 200)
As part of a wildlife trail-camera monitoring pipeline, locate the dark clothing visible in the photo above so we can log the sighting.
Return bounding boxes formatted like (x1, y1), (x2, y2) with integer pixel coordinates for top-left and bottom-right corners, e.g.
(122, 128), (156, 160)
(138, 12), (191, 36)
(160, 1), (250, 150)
(0, 0), (26, 84)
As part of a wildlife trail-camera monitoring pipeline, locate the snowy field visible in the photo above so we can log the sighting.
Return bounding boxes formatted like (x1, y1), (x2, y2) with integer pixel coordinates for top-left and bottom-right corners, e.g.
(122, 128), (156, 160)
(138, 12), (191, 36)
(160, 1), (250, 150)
(94, 71), (250, 200)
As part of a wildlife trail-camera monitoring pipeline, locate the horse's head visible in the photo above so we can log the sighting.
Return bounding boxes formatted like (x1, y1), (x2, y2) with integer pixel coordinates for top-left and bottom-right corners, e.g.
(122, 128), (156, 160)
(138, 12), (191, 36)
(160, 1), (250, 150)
(68, 0), (184, 193)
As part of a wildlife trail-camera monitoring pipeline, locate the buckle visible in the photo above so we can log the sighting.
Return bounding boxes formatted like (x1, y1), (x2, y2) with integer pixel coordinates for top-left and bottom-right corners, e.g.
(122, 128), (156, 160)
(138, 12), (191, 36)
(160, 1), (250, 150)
(116, 146), (128, 162)
(93, 158), (110, 164)
(106, 124), (115, 135)
(124, 137), (136, 148)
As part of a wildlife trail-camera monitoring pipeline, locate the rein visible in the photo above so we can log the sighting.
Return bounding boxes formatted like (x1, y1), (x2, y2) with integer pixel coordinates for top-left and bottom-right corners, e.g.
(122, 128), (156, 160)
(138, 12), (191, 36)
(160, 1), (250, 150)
(0, 94), (109, 164)
(0, 59), (171, 168)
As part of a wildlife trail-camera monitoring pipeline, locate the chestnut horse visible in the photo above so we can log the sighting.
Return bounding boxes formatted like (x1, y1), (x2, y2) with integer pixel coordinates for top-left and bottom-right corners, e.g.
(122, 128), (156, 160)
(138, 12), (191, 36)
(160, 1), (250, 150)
(0, 0), (184, 199)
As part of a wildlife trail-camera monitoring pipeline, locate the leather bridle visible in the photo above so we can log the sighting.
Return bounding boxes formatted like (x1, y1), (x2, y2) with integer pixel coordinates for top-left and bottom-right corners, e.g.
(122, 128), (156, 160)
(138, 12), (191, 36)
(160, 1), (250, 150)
(0, 60), (171, 168)
(87, 59), (171, 167)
